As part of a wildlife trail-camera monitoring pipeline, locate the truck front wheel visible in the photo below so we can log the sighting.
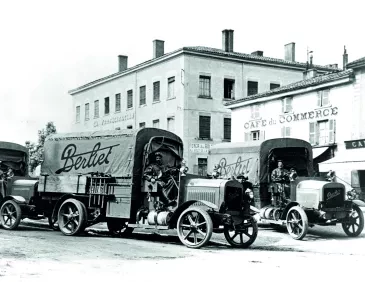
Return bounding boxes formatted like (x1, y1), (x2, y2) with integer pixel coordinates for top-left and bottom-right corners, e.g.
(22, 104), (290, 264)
(342, 205), (364, 237)
(58, 199), (87, 236)
(0, 200), (22, 230)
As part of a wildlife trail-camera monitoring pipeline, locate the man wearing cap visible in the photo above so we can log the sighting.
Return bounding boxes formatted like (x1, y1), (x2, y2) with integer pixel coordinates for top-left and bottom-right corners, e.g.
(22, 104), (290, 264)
(271, 160), (291, 199)
(143, 151), (178, 205)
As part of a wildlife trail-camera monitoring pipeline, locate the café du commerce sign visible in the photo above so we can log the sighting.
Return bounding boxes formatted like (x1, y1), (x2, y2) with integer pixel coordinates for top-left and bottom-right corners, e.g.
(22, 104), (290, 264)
(244, 106), (338, 130)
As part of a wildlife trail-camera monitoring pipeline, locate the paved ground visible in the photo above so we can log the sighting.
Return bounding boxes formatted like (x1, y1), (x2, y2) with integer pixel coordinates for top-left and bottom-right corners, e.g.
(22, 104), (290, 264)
(1, 218), (365, 281)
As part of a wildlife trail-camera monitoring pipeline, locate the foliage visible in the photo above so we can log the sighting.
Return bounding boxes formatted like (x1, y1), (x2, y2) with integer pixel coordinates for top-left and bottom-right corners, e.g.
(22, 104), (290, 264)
(25, 122), (57, 173)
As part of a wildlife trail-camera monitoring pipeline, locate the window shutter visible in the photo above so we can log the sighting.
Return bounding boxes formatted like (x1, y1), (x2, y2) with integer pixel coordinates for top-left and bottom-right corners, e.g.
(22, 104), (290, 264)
(260, 130), (265, 141)
(281, 99), (285, 113)
(224, 118), (231, 140)
(288, 97), (293, 112)
(250, 106), (254, 119)
(329, 119), (336, 143)
(199, 116), (211, 139)
(309, 122), (316, 145)
(281, 126), (285, 137)
(286, 127), (291, 137)
(317, 91), (322, 107)
(323, 90), (329, 106)
(244, 132), (250, 142)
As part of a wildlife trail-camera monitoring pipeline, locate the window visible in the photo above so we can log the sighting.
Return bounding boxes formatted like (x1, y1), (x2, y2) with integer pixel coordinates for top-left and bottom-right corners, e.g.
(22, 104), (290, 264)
(139, 86), (146, 106)
(85, 103), (89, 121)
(198, 158), (208, 176)
(76, 106), (80, 123)
(153, 81), (160, 102)
(224, 118), (231, 140)
(309, 119), (336, 145)
(270, 83), (280, 90)
(245, 130), (265, 141)
(153, 119), (160, 128)
(94, 100), (99, 118)
(127, 90), (133, 109)
(250, 104), (260, 119)
(199, 116), (211, 139)
(199, 76), (211, 97)
(281, 126), (291, 137)
(139, 122), (146, 128)
(282, 97), (293, 113)
(224, 79), (235, 99)
(317, 90), (330, 107)
(127, 125), (133, 129)
(247, 81), (258, 96)
(167, 77), (175, 99)
(115, 93), (121, 112)
(104, 97), (110, 115)
(167, 117), (175, 133)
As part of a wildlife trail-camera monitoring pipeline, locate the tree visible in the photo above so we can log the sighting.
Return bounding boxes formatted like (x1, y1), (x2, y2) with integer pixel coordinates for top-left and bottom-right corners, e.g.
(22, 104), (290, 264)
(25, 122), (57, 173)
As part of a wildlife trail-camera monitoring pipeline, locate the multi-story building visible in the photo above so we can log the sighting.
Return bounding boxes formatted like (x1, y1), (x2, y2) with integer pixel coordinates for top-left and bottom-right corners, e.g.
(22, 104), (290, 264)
(225, 51), (365, 189)
(69, 30), (337, 175)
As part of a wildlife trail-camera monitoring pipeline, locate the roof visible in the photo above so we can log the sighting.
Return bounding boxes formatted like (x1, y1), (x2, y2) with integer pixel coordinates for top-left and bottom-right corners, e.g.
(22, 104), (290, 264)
(347, 56), (365, 69)
(68, 46), (339, 95)
(0, 141), (28, 154)
(225, 69), (354, 108)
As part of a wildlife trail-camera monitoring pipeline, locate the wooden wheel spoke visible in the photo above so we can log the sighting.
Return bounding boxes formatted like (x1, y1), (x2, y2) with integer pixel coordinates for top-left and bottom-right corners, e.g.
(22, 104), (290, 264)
(352, 224), (355, 233)
(181, 224), (190, 228)
(231, 232), (239, 240)
(183, 230), (193, 240)
(197, 229), (206, 237)
(242, 230), (252, 238)
(193, 232), (198, 244)
(63, 219), (72, 228)
(5, 216), (10, 225)
(197, 221), (206, 227)
(187, 215), (194, 225)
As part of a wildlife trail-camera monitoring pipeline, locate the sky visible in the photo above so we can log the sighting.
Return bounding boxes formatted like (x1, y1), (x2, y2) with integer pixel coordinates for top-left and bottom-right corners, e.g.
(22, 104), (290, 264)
(0, 0), (364, 145)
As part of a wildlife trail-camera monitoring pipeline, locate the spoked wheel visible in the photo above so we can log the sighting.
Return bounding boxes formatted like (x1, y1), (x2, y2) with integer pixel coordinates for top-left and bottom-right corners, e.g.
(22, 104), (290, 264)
(286, 206), (308, 240)
(0, 200), (22, 230)
(58, 199), (87, 236)
(342, 205), (364, 237)
(107, 219), (134, 237)
(177, 207), (213, 249)
(224, 216), (258, 248)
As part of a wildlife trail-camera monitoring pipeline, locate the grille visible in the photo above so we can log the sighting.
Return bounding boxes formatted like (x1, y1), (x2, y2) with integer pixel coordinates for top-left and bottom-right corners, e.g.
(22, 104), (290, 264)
(225, 186), (242, 211)
(323, 187), (344, 208)
(186, 189), (217, 205)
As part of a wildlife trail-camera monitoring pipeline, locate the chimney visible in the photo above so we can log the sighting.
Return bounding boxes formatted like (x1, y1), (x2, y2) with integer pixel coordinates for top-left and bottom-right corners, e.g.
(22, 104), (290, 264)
(325, 64), (338, 69)
(251, 51), (264, 56)
(284, 42), (296, 61)
(118, 55), (128, 72)
(153, 40), (165, 58)
(343, 46), (348, 70)
(222, 29), (234, 52)
(303, 69), (318, 80)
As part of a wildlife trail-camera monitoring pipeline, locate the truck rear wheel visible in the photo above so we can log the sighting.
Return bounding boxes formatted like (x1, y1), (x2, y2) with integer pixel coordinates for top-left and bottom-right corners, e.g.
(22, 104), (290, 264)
(177, 206), (213, 249)
(224, 216), (258, 248)
(58, 199), (87, 236)
(286, 206), (308, 240)
(342, 205), (364, 237)
(0, 200), (22, 230)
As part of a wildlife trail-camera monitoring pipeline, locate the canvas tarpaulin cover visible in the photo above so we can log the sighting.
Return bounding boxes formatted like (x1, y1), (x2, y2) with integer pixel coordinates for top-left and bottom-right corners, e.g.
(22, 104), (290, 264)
(42, 130), (136, 177)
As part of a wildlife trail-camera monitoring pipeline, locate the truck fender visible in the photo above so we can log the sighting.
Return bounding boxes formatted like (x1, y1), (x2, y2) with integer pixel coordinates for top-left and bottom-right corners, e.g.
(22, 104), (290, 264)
(280, 202), (300, 220)
(168, 200), (219, 228)
(0, 195), (27, 205)
(352, 199), (365, 207)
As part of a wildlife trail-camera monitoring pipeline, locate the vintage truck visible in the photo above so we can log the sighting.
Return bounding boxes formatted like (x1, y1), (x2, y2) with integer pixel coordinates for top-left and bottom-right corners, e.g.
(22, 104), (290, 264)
(0, 129), (258, 249)
(208, 138), (365, 240)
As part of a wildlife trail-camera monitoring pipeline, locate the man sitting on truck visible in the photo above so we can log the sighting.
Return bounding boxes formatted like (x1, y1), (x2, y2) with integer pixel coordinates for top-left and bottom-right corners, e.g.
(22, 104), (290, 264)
(143, 151), (178, 206)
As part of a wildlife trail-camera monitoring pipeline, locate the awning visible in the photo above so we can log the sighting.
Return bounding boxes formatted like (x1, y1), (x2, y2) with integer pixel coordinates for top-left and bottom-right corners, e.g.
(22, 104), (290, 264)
(312, 147), (330, 159)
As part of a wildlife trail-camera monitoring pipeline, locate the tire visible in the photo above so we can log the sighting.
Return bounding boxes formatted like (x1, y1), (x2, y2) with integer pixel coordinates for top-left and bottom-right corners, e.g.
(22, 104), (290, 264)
(0, 200), (22, 230)
(224, 216), (258, 248)
(57, 199), (87, 236)
(107, 219), (134, 237)
(342, 205), (364, 237)
(286, 206), (309, 240)
(177, 206), (213, 249)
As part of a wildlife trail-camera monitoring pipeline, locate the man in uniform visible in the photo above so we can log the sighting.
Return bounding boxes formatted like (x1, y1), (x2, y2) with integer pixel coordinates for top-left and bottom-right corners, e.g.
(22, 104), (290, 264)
(143, 151), (178, 205)
(271, 160), (291, 199)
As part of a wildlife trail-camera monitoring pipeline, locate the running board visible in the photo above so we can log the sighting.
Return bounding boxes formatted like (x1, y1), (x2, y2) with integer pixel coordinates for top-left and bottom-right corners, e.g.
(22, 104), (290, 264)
(260, 218), (286, 226)
(128, 224), (169, 230)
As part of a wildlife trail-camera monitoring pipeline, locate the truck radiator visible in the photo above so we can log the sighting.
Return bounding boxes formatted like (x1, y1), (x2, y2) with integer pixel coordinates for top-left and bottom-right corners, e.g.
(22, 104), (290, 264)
(186, 189), (218, 206)
(323, 187), (345, 208)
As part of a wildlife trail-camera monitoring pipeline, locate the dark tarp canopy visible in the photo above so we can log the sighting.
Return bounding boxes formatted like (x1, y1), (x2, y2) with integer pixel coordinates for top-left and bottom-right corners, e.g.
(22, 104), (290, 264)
(0, 141), (28, 175)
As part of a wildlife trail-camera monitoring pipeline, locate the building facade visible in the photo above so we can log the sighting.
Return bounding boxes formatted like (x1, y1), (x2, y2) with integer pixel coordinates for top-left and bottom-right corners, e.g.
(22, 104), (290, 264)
(69, 30), (336, 175)
(226, 54), (365, 189)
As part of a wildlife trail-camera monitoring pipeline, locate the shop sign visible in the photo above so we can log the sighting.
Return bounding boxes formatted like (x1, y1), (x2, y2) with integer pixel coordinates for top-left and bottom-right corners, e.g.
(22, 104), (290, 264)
(190, 143), (212, 153)
(94, 112), (135, 127)
(244, 106), (338, 130)
(345, 139), (365, 149)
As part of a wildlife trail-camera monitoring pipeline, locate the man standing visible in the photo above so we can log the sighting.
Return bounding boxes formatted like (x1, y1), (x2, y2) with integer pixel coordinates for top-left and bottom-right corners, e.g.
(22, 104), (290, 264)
(143, 151), (178, 205)
(271, 160), (290, 199)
